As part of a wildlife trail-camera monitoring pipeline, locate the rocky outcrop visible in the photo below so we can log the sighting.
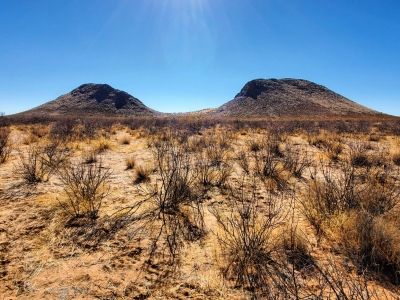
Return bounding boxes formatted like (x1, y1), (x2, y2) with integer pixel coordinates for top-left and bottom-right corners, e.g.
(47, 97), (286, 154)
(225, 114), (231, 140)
(212, 78), (380, 118)
(21, 84), (159, 117)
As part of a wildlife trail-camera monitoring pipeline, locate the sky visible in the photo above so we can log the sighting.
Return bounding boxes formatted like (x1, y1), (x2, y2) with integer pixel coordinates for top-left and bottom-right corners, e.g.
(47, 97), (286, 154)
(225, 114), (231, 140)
(0, 0), (400, 116)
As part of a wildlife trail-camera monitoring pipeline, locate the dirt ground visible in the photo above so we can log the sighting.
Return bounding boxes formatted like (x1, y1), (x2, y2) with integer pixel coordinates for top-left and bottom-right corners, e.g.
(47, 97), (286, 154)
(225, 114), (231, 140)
(1, 121), (400, 299)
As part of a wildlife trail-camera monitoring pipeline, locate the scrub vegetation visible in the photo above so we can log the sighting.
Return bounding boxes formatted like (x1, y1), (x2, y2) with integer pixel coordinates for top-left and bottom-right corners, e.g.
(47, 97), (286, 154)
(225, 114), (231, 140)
(1, 114), (400, 299)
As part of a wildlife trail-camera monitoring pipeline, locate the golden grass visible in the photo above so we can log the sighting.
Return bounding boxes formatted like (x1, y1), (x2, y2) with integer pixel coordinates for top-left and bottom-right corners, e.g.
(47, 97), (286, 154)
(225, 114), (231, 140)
(2, 120), (400, 299)
(125, 155), (136, 170)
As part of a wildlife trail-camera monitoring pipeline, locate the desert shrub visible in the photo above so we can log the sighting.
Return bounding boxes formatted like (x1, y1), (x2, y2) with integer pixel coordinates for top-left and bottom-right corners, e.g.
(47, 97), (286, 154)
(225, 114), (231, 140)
(311, 258), (382, 300)
(0, 113), (10, 127)
(187, 136), (208, 153)
(217, 129), (235, 149)
(0, 127), (11, 164)
(95, 137), (112, 153)
(125, 155), (135, 170)
(82, 149), (97, 164)
(349, 142), (371, 168)
(49, 118), (76, 143)
(195, 155), (231, 188)
(22, 132), (39, 145)
(300, 164), (361, 235)
(281, 226), (314, 272)
(205, 142), (229, 167)
(247, 138), (263, 152)
(80, 118), (98, 139)
(58, 156), (111, 220)
(132, 140), (205, 262)
(283, 144), (313, 178)
(253, 138), (287, 190)
(15, 146), (53, 183)
(326, 141), (343, 162)
(134, 164), (152, 183)
(392, 152), (400, 166)
(236, 150), (250, 174)
(119, 135), (131, 145)
(210, 176), (287, 297)
(337, 210), (400, 283)
(302, 159), (400, 283)
(40, 140), (71, 171)
(31, 124), (49, 139)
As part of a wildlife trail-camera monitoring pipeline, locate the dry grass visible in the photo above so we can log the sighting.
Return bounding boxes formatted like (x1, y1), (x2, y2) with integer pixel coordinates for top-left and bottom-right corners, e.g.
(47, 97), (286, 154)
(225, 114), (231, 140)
(119, 134), (131, 145)
(125, 155), (136, 170)
(392, 151), (400, 166)
(0, 127), (11, 163)
(134, 163), (152, 183)
(1, 118), (400, 299)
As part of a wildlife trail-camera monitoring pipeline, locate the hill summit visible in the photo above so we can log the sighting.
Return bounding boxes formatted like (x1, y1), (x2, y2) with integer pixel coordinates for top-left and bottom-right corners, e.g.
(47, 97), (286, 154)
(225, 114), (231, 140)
(212, 78), (379, 118)
(23, 83), (158, 117)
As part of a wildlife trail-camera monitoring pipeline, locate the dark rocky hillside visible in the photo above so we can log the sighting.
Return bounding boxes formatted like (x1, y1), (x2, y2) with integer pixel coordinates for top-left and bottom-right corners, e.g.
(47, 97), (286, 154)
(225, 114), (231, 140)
(211, 78), (381, 118)
(20, 84), (159, 117)
(18, 79), (387, 119)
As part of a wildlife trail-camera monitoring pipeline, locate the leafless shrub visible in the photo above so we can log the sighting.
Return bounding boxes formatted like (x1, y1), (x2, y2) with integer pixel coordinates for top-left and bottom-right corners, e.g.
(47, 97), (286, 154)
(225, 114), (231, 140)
(40, 140), (71, 171)
(300, 163), (361, 235)
(283, 144), (313, 178)
(57, 156), (112, 220)
(281, 226), (314, 271)
(217, 129), (235, 149)
(302, 158), (400, 283)
(128, 141), (205, 262)
(210, 176), (287, 297)
(0, 113), (10, 127)
(30, 124), (50, 139)
(236, 150), (250, 174)
(253, 139), (287, 190)
(205, 142), (229, 167)
(0, 127), (11, 164)
(311, 258), (383, 300)
(350, 142), (371, 168)
(49, 118), (76, 143)
(195, 155), (231, 188)
(15, 146), (53, 183)
(187, 136), (208, 153)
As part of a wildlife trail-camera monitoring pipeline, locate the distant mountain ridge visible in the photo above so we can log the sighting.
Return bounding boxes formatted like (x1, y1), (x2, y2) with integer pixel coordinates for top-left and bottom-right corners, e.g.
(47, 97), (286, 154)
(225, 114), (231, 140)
(210, 78), (380, 118)
(22, 83), (159, 117)
(19, 79), (384, 118)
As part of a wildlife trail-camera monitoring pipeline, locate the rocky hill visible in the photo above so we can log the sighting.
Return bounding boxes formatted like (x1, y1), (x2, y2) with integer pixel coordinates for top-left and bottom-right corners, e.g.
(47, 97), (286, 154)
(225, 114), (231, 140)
(211, 78), (380, 118)
(19, 79), (386, 119)
(21, 84), (159, 117)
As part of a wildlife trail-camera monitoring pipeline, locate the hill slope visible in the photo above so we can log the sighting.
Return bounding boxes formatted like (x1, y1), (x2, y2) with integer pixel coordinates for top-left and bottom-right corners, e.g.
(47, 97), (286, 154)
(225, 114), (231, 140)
(211, 78), (380, 118)
(22, 84), (159, 117)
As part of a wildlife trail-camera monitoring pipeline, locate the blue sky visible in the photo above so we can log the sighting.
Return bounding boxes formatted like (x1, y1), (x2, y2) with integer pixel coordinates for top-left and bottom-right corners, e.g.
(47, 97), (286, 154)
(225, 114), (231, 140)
(1, 0), (399, 116)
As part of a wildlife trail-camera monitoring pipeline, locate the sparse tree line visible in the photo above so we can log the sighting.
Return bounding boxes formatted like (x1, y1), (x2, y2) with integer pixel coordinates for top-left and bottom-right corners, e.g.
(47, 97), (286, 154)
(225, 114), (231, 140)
(1, 114), (400, 299)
